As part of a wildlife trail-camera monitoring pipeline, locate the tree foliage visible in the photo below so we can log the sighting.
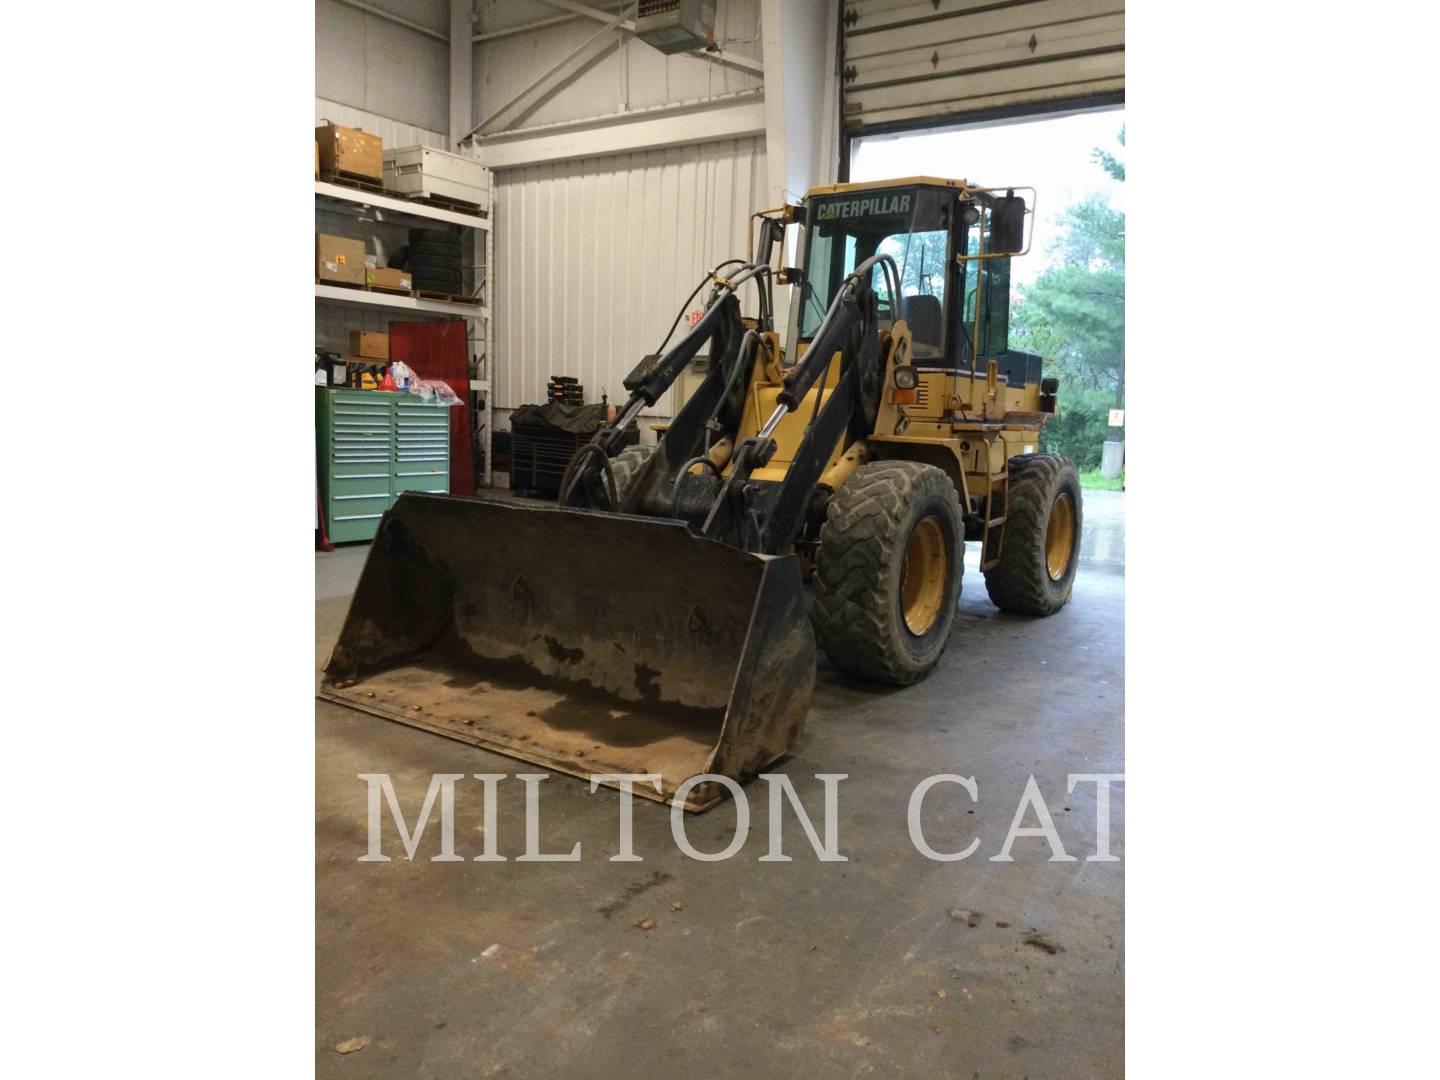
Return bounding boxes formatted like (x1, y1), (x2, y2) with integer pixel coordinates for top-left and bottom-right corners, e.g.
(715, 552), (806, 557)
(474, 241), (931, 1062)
(1013, 126), (1126, 466)
(1092, 125), (1125, 182)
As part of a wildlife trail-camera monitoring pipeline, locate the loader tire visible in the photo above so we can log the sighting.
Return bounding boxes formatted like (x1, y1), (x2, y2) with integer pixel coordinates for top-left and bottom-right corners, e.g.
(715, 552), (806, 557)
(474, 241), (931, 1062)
(607, 443), (655, 506)
(982, 453), (1082, 615)
(409, 231), (457, 245)
(812, 460), (963, 684)
(409, 241), (464, 262)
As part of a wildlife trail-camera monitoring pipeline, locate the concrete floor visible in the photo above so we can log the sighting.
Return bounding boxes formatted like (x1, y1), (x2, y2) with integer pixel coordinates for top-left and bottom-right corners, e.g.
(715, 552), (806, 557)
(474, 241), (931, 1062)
(316, 490), (1124, 1078)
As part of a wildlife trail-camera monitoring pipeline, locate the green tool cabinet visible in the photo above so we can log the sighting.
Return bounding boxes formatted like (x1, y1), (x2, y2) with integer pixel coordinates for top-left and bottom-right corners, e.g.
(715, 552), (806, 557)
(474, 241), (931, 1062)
(317, 389), (451, 543)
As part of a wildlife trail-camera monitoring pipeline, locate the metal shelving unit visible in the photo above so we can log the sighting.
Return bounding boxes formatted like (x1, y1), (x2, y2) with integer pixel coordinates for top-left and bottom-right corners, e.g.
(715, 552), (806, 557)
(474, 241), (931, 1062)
(314, 283), (490, 320)
(315, 180), (488, 230)
(316, 178), (494, 487)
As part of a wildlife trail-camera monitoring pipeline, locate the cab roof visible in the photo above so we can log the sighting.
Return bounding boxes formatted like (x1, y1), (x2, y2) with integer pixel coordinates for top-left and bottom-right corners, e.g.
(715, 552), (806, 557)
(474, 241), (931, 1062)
(805, 177), (1016, 207)
(805, 176), (969, 198)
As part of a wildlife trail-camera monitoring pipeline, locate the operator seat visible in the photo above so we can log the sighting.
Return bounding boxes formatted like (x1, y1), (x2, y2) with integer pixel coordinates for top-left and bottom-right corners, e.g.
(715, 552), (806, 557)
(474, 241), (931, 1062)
(902, 294), (943, 356)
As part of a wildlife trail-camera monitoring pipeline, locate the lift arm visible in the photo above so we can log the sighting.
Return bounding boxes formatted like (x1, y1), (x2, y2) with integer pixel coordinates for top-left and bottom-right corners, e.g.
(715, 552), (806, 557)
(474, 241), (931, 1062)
(700, 255), (898, 554)
(558, 263), (766, 508)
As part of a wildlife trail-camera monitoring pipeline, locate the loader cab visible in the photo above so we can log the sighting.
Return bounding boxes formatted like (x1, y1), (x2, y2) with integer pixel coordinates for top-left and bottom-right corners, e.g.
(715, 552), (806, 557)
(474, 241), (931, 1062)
(791, 178), (1018, 370)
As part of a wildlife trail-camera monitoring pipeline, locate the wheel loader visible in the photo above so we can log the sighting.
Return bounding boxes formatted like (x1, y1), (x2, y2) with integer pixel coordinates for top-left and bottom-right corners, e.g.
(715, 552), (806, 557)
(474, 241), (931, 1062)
(321, 177), (1082, 812)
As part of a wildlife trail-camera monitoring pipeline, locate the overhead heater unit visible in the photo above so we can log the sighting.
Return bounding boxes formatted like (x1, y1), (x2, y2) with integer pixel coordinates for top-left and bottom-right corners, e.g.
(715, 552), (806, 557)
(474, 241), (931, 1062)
(635, 0), (717, 55)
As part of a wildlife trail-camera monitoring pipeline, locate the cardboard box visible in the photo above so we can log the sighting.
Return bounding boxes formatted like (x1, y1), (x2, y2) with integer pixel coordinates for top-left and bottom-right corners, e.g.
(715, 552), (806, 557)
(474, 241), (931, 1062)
(349, 331), (390, 360)
(365, 268), (412, 292)
(316, 233), (366, 285)
(316, 123), (382, 180)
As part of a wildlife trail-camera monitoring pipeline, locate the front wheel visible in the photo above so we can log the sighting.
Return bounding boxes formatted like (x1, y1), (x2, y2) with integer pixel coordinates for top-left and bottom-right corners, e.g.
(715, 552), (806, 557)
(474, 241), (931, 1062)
(811, 460), (964, 684)
(983, 453), (1082, 615)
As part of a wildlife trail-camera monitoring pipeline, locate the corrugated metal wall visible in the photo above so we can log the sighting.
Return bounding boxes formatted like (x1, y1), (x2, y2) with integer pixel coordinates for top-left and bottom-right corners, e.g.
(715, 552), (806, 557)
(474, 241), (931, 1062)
(492, 136), (768, 425)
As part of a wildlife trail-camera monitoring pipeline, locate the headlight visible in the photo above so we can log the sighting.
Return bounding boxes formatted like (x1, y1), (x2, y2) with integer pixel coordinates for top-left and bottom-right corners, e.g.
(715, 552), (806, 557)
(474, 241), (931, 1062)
(893, 365), (918, 389)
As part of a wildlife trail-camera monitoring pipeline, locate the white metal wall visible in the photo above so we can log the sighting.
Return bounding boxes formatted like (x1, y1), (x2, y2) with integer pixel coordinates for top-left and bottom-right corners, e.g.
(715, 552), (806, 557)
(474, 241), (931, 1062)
(493, 136), (768, 424)
(316, 0), (449, 135)
(842, 0), (1125, 131)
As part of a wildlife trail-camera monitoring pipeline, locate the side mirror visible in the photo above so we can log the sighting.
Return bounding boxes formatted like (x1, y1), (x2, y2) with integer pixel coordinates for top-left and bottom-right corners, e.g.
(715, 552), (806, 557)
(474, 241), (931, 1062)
(990, 194), (1027, 254)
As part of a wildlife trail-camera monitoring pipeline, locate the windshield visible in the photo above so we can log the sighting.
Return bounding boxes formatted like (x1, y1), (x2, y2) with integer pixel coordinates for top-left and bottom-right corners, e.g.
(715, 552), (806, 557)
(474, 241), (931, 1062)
(798, 188), (952, 360)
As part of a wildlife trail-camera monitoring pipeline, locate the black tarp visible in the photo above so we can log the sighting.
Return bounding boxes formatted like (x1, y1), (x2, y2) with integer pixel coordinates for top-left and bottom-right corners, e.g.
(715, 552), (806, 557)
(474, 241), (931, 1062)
(509, 402), (609, 434)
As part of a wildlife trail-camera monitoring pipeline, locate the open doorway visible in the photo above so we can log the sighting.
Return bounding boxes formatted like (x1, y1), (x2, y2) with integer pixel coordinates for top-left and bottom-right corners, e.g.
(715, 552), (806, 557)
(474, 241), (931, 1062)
(853, 109), (1126, 567)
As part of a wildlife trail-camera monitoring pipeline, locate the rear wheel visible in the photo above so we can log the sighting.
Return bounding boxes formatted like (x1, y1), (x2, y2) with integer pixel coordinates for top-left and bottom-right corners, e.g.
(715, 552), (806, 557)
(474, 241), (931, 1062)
(812, 460), (963, 684)
(983, 453), (1082, 615)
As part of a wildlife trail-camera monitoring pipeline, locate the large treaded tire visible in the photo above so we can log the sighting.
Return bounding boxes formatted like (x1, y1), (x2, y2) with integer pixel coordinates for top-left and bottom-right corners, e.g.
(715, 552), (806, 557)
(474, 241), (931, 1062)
(608, 443), (655, 506)
(983, 453), (1082, 615)
(409, 228), (461, 248)
(409, 241), (464, 261)
(812, 460), (964, 685)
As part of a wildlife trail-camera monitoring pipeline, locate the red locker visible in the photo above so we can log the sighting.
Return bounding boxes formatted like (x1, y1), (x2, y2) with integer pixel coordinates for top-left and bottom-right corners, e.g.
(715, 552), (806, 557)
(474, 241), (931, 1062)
(388, 320), (475, 496)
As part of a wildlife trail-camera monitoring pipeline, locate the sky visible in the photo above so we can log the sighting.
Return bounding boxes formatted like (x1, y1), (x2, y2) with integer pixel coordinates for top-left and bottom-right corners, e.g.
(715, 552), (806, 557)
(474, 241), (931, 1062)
(850, 108), (1125, 286)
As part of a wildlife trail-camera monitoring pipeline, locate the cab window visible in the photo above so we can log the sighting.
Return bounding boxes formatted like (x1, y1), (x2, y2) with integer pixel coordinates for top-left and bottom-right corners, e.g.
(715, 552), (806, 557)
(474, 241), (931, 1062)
(799, 188), (952, 361)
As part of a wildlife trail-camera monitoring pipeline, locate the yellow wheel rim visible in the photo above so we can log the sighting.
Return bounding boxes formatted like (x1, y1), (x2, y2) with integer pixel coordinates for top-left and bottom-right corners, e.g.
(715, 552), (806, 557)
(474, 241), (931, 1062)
(901, 515), (949, 636)
(1045, 492), (1076, 581)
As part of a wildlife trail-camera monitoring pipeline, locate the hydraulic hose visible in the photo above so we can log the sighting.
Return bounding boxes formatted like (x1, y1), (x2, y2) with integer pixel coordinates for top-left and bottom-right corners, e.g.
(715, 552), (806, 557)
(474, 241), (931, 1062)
(652, 259), (750, 357)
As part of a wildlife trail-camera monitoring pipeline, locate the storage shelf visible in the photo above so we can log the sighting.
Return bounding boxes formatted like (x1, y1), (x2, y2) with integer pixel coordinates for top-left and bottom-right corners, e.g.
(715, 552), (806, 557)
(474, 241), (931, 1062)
(316, 180), (489, 230)
(315, 172), (495, 489)
(315, 283), (490, 320)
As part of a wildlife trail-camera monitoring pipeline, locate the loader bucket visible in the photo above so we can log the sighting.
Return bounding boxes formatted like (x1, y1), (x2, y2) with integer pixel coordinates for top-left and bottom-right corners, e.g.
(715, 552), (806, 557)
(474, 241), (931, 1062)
(320, 492), (815, 812)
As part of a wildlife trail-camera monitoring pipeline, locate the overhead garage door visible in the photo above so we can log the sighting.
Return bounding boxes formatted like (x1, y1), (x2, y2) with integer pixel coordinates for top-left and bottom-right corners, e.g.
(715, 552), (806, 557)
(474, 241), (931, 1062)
(841, 0), (1124, 133)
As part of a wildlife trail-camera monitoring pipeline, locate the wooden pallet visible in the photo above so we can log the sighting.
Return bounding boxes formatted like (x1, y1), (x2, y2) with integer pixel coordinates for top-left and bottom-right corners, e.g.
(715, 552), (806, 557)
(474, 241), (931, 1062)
(319, 170), (386, 194)
(409, 191), (490, 216)
(316, 279), (482, 306)
(320, 171), (489, 217)
(414, 289), (483, 306)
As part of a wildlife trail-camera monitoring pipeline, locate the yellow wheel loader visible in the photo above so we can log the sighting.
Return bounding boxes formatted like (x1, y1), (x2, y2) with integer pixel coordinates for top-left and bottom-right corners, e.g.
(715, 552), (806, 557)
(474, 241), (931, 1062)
(322, 177), (1082, 812)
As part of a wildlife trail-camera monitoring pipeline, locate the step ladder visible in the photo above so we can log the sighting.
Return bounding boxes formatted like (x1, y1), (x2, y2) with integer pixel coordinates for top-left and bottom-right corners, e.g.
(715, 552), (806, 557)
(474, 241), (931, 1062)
(979, 469), (1009, 572)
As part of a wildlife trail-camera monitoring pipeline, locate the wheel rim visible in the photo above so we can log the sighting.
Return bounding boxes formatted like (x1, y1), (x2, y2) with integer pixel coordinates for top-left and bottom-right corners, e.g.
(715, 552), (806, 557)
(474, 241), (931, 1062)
(1045, 492), (1076, 581)
(901, 515), (949, 636)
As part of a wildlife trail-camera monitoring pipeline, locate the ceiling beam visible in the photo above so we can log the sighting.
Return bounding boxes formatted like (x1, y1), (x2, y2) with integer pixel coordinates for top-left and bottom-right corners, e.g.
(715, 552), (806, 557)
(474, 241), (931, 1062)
(467, 4), (637, 138)
(704, 50), (764, 77)
(536, 0), (635, 32)
(448, 0), (473, 148)
(472, 93), (766, 169)
(535, 0), (764, 78)
(329, 0), (448, 43)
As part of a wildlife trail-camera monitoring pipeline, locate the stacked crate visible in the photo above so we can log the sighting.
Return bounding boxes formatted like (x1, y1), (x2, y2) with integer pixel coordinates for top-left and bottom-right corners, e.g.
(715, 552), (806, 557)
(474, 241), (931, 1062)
(547, 375), (583, 405)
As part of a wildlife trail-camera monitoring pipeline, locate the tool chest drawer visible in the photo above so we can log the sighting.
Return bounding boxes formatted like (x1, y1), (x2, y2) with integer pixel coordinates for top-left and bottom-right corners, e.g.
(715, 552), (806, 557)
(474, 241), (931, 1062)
(316, 389), (451, 543)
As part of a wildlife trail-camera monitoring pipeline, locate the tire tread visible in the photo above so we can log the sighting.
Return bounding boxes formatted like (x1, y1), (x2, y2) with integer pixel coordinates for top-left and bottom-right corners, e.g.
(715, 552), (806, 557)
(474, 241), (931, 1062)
(812, 460), (962, 684)
(982, 453), (1081, 615)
